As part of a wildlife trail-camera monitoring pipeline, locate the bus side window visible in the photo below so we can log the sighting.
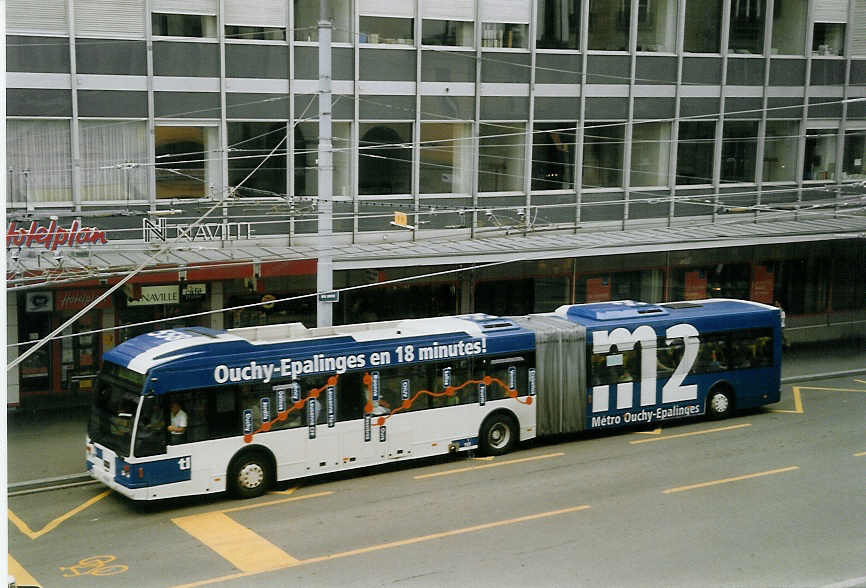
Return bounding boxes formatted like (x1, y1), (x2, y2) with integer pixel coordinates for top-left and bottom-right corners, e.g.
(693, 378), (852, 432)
(695, 335), (728, 373)
(753, 333), (774, 367)
(337, 372), (365, 421)
(208, 386), (239, 439)
(166, 391), (208, 444)
(432, 359), (476, 406)
(592, 346), (635, 385)
(657, 336), (684, 377)
(730, 329), (774, 369)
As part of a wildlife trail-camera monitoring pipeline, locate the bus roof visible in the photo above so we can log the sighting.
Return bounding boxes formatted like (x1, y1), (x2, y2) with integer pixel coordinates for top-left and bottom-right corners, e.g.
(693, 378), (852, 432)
(554, 299), (779, 332)
(103, 314), (536, 392)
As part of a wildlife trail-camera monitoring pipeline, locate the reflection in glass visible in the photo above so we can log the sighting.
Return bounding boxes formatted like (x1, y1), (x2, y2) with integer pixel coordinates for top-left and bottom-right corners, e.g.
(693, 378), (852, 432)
(842, 130), (866, 181)
(359, 123), (412, 194)
(359, 16), (414, 45)
(803, 129), (837, 181)
(422, 19), (474, 46)
(479, 123), (526, 192)
(588, 0), (630, 51)
(227, 122), (287, 198)
(156, 126), (220, 198)
(420, 123), (473, 194)
(770, 0), (806, 55)
(582, 122), (624, 188)
(721, 121), (759, 183)
(729, 0), (765, 54)
(630, 122), (671, 187)
(763, 121), (799, 182)
(637, 0), (677, 52)
(536, 0), (581, 49)
(532, 123), (577, 190)
(684, 0), (722, 53)
(481, 23), (528, 48)
(812, 22), (846, 56)
(676, 121), (716, 185)
(295, 0), (352, 42)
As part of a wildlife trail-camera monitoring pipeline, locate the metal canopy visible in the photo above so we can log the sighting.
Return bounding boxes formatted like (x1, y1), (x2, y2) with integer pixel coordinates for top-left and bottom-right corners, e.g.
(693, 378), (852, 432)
(7, 214), (866, 287)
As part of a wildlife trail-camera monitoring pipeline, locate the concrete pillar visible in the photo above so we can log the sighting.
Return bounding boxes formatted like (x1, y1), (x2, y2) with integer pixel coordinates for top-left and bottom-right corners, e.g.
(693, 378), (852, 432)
(101, 305), (116, 352)
(210, 281), (224, 330)
(6, 292), (21, 407)
(460, 272), (474, 315)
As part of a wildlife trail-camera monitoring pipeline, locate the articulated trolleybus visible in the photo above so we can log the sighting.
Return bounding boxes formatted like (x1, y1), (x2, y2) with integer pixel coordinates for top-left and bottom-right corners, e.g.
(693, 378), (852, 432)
(87, 299), (782, 500)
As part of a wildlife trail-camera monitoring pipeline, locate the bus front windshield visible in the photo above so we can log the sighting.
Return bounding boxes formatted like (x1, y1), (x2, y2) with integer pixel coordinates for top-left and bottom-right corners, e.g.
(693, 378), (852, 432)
(88, 364), (144, 457)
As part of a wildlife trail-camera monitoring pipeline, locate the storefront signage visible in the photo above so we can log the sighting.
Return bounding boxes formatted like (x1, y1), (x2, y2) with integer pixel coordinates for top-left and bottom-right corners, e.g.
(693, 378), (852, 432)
(143, 218), (254, 244)
(7, 221), (108, 250)
(127, 285), (180, 306)
(57, 289), (113, 311)
(25, 291), (53, 313)
(181, 283), (207, 300)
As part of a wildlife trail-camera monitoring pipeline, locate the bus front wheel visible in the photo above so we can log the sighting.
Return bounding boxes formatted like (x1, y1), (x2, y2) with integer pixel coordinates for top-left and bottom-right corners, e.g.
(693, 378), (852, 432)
(229, 452), (272, 499)
(707, 386), (734, 420)
(480, 413), (518, 456)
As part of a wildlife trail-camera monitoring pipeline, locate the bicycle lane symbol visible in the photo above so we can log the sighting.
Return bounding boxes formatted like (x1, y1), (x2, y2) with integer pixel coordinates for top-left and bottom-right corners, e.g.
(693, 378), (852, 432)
(60, 555), (128, 577)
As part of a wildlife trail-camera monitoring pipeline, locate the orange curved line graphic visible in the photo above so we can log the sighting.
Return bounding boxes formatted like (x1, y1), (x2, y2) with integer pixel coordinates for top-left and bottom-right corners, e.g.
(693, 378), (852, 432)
(244, 375), (340, 443)
(244, 370), (532, 442)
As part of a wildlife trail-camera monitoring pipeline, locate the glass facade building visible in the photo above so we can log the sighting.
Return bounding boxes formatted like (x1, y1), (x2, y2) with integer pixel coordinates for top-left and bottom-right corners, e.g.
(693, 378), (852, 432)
(5, 0), (866, 408)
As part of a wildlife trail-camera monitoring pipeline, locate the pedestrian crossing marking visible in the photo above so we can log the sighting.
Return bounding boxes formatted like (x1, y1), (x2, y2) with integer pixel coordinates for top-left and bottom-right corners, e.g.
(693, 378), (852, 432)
(172, 511), (299, 573)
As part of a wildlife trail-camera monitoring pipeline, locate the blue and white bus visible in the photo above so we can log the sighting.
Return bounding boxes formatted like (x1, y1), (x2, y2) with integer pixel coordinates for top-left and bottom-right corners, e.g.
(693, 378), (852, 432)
(86, 299), (782, 500)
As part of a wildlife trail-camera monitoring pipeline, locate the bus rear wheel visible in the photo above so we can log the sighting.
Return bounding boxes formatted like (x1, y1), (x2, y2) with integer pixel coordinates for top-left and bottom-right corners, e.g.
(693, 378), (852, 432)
(707, 386), (733, 420)
(229, 452), (271, 499)
(480, 413), (517, 456)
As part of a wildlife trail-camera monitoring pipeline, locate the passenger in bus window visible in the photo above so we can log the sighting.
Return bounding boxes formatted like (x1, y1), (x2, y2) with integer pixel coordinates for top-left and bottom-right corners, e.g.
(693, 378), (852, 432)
(168, 401), (188, 444)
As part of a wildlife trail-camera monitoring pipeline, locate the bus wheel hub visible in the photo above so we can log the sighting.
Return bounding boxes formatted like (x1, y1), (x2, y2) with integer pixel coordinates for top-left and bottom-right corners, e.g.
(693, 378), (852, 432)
(239, 463), (264, 488)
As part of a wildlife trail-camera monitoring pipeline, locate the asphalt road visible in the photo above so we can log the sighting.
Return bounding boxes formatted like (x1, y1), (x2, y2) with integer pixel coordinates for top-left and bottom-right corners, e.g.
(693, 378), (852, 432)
(8, 375), (866, 588)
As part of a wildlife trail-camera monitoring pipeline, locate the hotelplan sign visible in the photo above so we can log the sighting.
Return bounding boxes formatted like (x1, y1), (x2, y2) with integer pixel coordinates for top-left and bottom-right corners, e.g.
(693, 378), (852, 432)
(143, 218), (255, 243)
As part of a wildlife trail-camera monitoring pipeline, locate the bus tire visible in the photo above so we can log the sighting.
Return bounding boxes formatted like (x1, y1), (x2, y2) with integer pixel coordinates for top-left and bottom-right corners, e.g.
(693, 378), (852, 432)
(479, 412), (518, 456)
(707, 385), (734, 420)
(229, 451), (272, 499)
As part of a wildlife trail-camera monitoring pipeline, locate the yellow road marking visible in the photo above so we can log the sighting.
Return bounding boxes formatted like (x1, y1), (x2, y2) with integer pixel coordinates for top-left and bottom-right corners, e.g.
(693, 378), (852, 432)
(629, 423), (751, 445)
(663, 466), (800, 494)
(634, 428), (663, 435)
(855, 451), (866, 457)
(301, 504), (591, 565)
(221, 490), (333, 514)
(854, 379), (866, 385)
(173, 512), (300, 573)
(268, 485), (299, 496)
(772, 386), (804, 414)
(8, 489), (111, 540)
(8, 554), (42, 587)
(471, 456), (496, 461)
(413, 452), (565, 479)
(171, 504), (591, 588)
(773, 385), (866, 415)
(795, 386), (866, 393)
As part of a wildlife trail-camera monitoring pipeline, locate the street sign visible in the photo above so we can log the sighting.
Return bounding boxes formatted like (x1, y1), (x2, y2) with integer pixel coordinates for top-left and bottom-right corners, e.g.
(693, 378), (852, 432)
(318, 291), (339, 303)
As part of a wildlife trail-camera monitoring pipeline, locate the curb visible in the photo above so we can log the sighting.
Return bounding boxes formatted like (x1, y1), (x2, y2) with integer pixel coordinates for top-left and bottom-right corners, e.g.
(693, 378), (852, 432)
(781, 368), (866, 384)
(8, 473), (95, 496)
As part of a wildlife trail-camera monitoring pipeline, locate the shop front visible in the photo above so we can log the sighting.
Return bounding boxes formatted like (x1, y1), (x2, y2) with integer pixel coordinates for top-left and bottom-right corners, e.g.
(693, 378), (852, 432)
(17, 288), (109, 410)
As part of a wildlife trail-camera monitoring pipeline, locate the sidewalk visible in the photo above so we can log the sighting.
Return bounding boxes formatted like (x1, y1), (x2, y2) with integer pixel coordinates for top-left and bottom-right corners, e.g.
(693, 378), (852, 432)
(6, 341), (865, 490)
